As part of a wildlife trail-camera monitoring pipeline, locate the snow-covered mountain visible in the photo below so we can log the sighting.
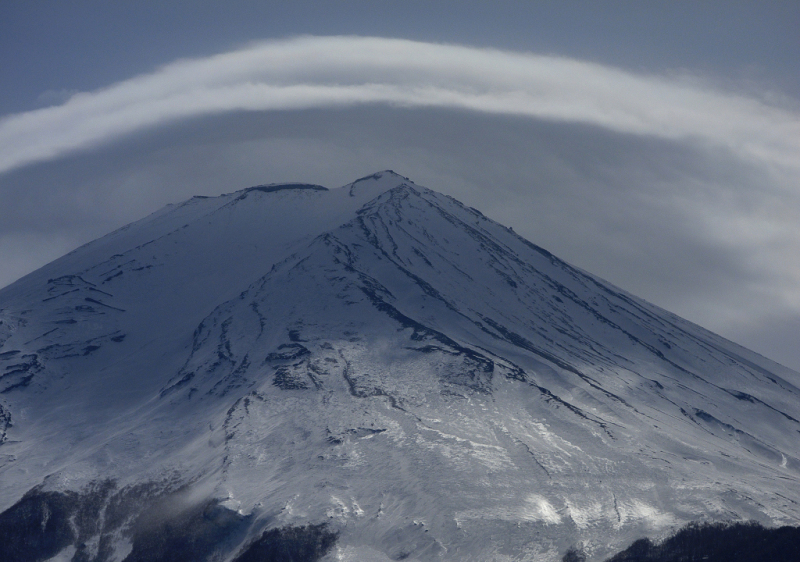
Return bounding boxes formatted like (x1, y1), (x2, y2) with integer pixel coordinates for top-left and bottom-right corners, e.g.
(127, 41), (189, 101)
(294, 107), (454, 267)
(1, 171), (799, 562)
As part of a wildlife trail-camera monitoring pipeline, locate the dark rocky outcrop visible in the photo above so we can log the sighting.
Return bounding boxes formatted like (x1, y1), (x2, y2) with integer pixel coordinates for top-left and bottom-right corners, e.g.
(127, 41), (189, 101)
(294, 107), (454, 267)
(0, 480), (337, 562)
(0, 488), (81, 562)
(122, 499), (249, 562)
(233, 524), (337, 562)
(602, 521), (800, 562)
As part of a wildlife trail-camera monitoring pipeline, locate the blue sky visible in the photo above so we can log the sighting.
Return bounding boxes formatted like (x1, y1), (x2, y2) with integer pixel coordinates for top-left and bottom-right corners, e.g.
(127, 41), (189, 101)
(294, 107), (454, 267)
(1, 1), (799, 370)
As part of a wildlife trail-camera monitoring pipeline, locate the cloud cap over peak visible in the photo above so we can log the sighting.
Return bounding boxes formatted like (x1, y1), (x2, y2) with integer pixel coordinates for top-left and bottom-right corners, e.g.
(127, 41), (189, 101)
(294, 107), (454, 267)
(1, 35), (798, 177)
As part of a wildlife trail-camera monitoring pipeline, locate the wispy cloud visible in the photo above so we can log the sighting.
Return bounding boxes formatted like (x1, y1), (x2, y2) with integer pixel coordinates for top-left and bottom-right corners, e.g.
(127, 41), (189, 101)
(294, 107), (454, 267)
(1, 35), (798, 176)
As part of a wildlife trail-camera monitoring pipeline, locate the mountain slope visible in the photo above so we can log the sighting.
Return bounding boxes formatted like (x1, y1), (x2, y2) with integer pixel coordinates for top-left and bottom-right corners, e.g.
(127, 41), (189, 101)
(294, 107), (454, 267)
(1, 171), (799, 562)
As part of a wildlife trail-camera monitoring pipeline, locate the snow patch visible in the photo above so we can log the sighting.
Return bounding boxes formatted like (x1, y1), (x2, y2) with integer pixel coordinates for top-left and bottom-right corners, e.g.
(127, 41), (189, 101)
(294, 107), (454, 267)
(520, 494), (562, 524)
(335, 545), (395, 561)
(566, 499), (607, 529)
(617, 499), (677, 529)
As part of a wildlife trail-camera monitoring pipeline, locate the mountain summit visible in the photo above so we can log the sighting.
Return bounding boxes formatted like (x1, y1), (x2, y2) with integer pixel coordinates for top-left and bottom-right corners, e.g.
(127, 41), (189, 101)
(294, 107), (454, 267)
(1, 171), (799, 561)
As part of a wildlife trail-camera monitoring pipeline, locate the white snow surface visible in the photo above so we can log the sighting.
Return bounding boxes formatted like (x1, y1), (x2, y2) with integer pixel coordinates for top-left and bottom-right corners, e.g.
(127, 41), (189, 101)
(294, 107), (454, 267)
(1, 171), (799, 561)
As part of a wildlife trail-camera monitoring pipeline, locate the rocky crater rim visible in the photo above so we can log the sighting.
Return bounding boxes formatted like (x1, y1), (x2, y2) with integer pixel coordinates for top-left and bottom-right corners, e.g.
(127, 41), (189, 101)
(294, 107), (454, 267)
(197, 170), (414, 201)
(243, 183), (329, 194)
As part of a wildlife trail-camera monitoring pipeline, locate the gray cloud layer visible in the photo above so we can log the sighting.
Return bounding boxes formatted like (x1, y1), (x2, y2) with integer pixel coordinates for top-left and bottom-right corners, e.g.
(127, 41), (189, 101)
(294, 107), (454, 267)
(1, 37), (799, 371)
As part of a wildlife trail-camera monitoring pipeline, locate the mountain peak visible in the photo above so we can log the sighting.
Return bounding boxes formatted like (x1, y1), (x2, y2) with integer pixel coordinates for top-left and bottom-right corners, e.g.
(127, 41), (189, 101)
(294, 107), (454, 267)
(1, 172), (798, 562)
(345, 169), (415, 196)
(355, 169), (413, 183)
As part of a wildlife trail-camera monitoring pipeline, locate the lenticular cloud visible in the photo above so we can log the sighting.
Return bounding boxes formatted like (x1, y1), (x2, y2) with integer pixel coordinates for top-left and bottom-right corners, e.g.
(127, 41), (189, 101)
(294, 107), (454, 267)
(0, 35), (798, 175)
